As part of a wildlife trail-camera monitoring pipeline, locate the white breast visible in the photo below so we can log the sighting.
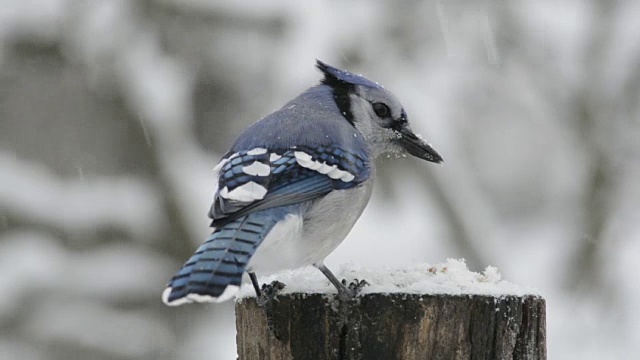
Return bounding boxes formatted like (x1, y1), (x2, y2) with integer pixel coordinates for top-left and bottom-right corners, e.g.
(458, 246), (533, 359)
(247, 178), (374, 274)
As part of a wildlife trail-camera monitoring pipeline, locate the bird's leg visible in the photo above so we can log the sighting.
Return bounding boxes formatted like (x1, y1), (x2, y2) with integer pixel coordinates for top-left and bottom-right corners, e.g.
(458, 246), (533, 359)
(248, 271), (262, 297)
(248, 271), (285, 339)
(314, 263), (368, 302)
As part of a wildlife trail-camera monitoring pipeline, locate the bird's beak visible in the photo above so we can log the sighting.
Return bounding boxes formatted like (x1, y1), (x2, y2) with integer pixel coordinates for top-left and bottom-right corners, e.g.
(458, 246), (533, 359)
(394, 126), (443, 163)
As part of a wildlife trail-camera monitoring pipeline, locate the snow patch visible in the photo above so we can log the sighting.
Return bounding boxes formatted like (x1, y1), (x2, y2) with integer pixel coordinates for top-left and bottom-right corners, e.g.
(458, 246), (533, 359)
(236, 259), (540, 299)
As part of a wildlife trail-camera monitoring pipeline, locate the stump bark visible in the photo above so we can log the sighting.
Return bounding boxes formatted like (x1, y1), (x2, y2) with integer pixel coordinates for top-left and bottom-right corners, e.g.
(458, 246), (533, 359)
(236, 293), (545, 360)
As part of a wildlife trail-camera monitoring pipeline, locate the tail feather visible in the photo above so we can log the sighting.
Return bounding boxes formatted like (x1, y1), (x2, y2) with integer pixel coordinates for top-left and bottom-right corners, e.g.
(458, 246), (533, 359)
(162, 212), (281, 306)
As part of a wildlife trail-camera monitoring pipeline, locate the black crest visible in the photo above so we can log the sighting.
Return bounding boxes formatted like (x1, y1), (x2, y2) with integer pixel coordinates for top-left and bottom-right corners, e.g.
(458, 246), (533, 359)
(316, 60), (382, 89)
(316, 60), (381, 124)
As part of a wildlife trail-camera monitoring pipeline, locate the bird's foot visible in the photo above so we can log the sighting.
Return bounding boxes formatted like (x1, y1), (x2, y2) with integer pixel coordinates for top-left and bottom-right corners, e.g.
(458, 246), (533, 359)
(337, 278), (369, 301)
(256, 280), (286, 339)
(347, 278), (369, 295)
(330, 278), (368, 328)
(256, 280), (286, 306)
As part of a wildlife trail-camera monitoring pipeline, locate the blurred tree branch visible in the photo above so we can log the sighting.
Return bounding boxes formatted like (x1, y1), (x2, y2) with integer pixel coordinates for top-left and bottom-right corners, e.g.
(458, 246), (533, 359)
(567, 0), (620, 290)
(416, 166), (489, 270)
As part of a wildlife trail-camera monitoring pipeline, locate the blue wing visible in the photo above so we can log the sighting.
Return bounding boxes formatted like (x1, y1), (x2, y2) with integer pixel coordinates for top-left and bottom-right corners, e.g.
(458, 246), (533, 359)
(163, 144), (370, 305)
(209, 145), (370, 227)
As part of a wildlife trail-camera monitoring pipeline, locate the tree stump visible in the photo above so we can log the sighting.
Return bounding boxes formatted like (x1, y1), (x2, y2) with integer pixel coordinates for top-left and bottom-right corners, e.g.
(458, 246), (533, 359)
(236, 293), (546, 360)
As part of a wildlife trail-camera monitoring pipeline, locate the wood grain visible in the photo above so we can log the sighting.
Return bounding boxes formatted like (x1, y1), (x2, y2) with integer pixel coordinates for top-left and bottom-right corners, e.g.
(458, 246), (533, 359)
(236, 293), (546, 360)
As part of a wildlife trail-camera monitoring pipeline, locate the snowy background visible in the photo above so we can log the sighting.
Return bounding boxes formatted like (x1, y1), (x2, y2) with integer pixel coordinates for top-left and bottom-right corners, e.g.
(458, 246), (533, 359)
(1, 0), (639, 359)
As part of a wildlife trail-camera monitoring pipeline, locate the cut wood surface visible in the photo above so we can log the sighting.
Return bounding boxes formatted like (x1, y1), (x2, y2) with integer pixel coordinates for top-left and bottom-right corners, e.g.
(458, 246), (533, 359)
(236, 293), (546, 360)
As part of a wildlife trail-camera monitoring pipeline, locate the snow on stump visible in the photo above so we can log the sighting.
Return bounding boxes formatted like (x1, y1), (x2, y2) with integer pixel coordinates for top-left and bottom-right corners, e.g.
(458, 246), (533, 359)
(235, 259), (546, 360)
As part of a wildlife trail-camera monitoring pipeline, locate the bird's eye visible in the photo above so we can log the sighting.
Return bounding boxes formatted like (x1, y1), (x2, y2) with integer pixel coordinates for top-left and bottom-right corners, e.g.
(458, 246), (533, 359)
(372, 102), (390, 118)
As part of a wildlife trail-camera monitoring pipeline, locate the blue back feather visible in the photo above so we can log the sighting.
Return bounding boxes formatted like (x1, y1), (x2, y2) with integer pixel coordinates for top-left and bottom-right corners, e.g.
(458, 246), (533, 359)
(230, 85), (365, 151)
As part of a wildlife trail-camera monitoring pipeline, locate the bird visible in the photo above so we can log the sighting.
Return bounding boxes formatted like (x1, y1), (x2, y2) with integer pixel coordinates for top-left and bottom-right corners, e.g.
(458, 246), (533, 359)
(162, 60), (442, 306)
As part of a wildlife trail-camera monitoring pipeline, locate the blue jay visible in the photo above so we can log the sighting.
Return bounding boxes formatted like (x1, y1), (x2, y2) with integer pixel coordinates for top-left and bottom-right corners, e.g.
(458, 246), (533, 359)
(162, 60), (442, 306)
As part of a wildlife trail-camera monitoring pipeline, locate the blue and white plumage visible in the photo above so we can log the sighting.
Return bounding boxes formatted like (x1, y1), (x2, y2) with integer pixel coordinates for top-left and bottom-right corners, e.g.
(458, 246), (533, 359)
(162, 60), (442, 306)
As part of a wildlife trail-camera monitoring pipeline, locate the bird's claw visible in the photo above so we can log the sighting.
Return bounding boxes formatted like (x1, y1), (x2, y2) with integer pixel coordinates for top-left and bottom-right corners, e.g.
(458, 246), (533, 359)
(256, 280), (286, 339)
(348, 278), (369, 294)
(256, 280), (286, 307)
(338, 278), (369, 301)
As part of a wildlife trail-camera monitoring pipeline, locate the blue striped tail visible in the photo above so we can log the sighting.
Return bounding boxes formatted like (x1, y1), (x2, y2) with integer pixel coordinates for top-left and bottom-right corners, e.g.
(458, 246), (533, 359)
(162, 210), (283, 305)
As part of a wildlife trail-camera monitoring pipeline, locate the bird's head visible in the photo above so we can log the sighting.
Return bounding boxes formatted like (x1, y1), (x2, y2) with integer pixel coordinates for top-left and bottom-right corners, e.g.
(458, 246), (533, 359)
(316, 60), (442, 163)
